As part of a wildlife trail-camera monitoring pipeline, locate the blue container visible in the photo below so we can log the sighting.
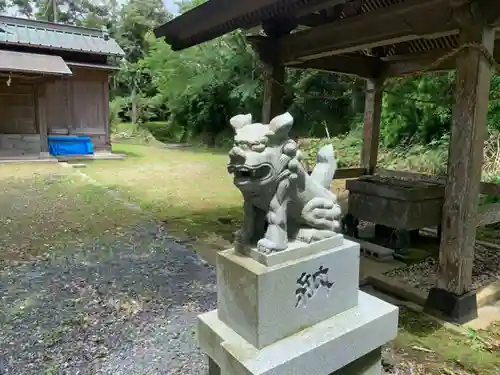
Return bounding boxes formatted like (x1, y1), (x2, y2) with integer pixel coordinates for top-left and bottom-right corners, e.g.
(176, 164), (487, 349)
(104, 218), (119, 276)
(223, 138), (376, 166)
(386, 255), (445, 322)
(48, 136), (94, 156)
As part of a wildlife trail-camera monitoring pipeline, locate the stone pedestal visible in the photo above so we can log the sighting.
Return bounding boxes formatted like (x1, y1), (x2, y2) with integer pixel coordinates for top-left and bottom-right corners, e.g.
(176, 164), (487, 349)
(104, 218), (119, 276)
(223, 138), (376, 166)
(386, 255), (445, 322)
(198, 236), (399, 375)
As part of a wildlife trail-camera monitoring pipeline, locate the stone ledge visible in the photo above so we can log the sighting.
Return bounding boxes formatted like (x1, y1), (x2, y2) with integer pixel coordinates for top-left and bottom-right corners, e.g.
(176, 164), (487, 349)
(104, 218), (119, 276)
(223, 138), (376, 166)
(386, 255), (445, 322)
(365, 274), (428, 306)
(199, 291), (398, 375)
(477, 279), (500, 307)
(365, 271), (500, 311)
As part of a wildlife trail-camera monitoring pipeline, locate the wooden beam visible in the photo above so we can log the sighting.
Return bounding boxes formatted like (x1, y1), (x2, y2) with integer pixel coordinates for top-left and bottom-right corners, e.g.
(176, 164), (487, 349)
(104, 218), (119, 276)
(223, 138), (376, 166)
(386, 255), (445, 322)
(385, 50), (455, 77)
(472, 0), (500, 26)
(477, 202), (500, 227)
(480, 181), (500, 196)
(286, 54), (385, 78)
(375, 169), (500, 196)
(296, 3), (343, 27)
(297, 13), (333, 27)
(374, 169), (446, 183)
(334, 167), (365, 179)
(279, 0), (457, 63)
(361, 79), (383, 174)
(307, 167), (365, 179)
(437, 25), (495, 296)
(385, 40), (500, 77)
(293, 0), (347, 18)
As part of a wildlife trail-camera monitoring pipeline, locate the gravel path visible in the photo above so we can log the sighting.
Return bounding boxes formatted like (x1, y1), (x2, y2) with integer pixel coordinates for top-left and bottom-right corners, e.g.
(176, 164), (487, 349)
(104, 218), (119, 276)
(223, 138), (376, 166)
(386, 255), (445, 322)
(1, 222), (216, 375)
(385, 242), (500, 292)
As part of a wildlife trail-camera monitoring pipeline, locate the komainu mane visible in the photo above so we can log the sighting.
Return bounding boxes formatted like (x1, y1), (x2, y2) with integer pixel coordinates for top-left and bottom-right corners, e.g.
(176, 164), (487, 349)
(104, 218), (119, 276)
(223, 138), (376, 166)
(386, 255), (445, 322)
(227, 112), (341, 254)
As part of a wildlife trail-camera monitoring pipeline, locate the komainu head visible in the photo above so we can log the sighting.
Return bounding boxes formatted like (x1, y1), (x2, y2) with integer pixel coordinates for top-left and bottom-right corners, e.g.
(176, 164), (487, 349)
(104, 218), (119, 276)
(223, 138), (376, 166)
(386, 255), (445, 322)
(227, 112), (295, 189)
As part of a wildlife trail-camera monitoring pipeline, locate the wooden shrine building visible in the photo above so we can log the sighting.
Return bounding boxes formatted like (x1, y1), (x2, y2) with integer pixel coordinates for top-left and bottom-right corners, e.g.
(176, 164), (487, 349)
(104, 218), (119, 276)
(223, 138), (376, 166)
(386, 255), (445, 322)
(155, 0), (500, 323)
(0, 16), (124, 158)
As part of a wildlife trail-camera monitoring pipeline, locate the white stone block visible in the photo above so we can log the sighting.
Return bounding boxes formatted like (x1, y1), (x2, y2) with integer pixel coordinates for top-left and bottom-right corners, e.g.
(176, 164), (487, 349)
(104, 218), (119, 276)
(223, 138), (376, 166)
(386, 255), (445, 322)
(248, 235), (344, 267)
(22, 134), (41, 142)
(217, 238), (360, 349)
(199, 291), (398, 375)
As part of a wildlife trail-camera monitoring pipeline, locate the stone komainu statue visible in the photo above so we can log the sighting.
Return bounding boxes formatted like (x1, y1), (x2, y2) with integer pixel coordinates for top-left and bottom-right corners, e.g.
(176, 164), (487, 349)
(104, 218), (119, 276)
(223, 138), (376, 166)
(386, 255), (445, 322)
(227, 112), (342, 254)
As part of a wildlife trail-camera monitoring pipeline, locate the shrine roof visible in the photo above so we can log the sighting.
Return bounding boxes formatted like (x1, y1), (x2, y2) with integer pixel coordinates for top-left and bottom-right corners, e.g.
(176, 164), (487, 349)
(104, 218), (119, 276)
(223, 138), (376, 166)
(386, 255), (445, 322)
(155, 0), (500, 78)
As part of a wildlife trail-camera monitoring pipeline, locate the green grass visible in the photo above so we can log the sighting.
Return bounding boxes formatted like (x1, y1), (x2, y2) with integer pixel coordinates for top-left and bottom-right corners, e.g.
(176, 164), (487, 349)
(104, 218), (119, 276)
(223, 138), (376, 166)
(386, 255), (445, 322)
(83, 143), (243, 261)
(84, 143), (349, 262)
(394, 308), (500, 374)
(0, 163), (145, 263)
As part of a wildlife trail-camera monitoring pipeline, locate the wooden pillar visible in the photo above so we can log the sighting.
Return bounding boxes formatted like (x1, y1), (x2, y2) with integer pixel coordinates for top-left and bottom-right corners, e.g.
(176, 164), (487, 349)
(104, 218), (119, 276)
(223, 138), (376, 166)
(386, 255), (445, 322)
(424, 24), (495, 323)
(103, 77), (111, 150)
(361, 78), (383, 175)
(35, 83), (49, 155)
(256, 19), (296, 124)
(261, 60), (285, 124)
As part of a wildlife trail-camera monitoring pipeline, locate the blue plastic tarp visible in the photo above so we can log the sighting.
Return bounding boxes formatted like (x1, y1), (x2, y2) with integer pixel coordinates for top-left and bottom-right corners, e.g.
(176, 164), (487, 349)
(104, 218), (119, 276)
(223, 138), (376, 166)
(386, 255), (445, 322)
(48, 136), (94, 156)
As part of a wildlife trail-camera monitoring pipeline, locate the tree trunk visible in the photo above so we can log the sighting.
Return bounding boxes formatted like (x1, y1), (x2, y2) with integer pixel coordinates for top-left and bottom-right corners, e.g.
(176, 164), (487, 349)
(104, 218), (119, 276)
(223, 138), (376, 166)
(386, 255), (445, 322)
(131, 86), (137, 125)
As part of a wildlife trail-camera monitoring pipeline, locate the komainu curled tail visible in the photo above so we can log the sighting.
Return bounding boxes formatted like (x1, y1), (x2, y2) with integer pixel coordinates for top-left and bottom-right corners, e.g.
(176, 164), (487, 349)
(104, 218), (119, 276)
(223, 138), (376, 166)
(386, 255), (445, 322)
(310, 144), (336, 189)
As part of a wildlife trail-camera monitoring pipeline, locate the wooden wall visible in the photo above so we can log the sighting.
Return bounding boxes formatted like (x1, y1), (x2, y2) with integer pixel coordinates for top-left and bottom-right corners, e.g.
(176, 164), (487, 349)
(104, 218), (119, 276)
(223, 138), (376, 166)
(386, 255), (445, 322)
(44, 67), (110, 151)
(0, 83), (37, 134)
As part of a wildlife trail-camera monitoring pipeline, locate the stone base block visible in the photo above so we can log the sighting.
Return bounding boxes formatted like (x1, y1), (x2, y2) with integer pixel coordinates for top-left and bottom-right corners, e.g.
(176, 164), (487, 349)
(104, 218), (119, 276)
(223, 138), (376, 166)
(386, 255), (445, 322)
(424, 287), (478, 324)
(199, 291), (398, 375)
(330, 348), (382, 375)
(208, 348), (382, 375)
(217, 237), (360, 349)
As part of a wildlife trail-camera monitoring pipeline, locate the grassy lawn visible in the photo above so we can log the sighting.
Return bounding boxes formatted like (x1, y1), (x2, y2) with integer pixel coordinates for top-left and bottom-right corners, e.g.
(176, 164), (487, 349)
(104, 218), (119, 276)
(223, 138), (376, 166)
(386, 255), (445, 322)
(394, 308), (500, 374)
(84, 143), (244, 262)
(0, 163), (145, 264)
(84, 143), (348, 262)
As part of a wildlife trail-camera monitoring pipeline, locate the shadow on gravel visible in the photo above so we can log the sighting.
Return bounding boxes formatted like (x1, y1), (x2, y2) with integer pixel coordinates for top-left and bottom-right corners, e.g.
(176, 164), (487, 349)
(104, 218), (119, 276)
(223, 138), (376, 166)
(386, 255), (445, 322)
(1, 223), (216, 375)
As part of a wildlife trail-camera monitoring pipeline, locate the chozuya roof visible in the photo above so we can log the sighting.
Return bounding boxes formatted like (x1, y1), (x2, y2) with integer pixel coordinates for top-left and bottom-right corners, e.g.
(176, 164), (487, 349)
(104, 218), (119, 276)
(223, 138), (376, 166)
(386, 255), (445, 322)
(154, 0), (347, 51)
(0, 15), (124, 56)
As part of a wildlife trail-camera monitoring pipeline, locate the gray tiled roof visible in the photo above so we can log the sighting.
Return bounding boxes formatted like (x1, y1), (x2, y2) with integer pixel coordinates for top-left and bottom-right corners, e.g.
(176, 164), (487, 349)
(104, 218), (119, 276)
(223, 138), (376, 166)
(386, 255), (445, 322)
(0, 16), (124, 56)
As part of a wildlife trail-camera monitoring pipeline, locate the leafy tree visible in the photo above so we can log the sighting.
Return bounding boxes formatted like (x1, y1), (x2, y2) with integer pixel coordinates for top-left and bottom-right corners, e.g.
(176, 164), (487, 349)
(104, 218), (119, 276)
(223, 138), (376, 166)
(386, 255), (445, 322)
(381, 72), (454, 147)
(115, 0), (171, 63)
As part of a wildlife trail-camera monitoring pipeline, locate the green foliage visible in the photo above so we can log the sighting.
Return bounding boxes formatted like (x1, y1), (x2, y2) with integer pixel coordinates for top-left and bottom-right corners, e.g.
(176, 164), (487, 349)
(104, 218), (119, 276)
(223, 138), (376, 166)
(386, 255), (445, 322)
(109, 96), (126, 132)
(143, 30), (262, 145)
(6, 0), (500, 180)
(114, 0), (171, 63)
(381, 73), (454, 147)
(9, 0), (115, 28)
(141, 121), (184, 143)
(111, 122), (156, 144)
(289, 72), (363, 138)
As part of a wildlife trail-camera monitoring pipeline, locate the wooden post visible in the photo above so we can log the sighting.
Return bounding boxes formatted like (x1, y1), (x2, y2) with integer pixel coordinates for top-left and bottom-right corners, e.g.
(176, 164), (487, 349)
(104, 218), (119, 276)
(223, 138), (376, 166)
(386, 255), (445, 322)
(424, 25), (495, 323)
(261, 60), (285, 123)
(257, 20), (295, 124)
(103, 77), (111, 150)
(361, 78), (383, 175)
(35, 83), (49, 155)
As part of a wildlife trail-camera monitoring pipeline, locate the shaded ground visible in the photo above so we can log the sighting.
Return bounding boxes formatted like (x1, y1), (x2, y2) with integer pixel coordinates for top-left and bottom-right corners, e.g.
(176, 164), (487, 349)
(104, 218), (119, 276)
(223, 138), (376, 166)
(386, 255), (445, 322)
(1, 145), (499, 374)
(0, 164), (216, 374)
(1, 222), (215, 374)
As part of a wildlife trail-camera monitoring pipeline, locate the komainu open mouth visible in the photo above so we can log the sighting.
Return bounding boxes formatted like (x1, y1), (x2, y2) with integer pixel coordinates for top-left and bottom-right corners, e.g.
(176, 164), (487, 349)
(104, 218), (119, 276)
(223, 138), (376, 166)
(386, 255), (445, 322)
(228, 164), (272, 181)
